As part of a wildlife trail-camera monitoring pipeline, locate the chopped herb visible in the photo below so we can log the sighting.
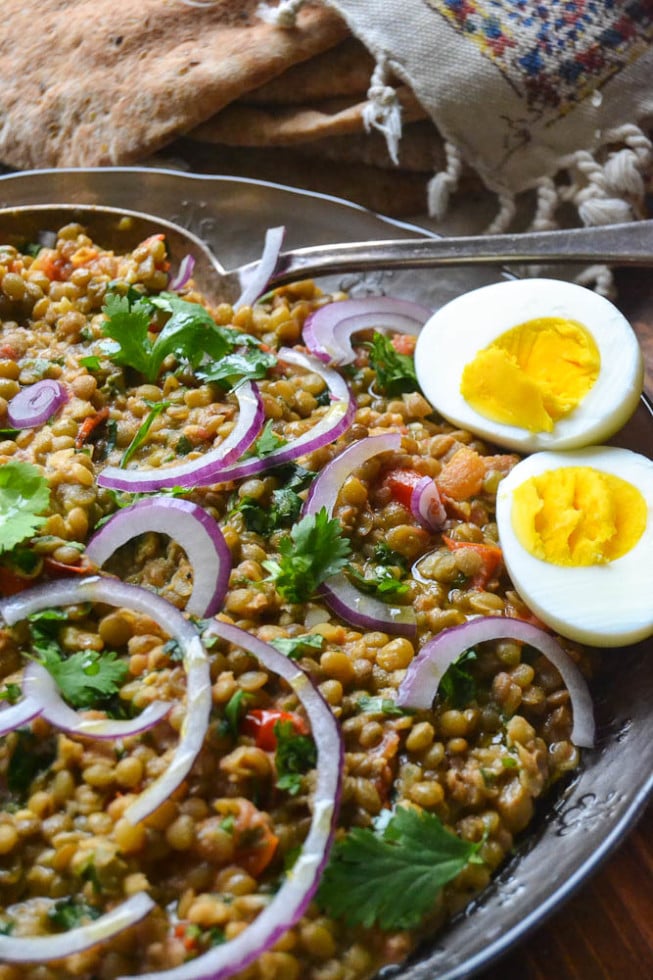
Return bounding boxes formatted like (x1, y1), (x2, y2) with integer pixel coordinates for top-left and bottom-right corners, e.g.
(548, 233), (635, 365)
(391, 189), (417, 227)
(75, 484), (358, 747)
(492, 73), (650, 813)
(234, 464), (315, 534)
(219, 815), (235, 835)
(28, 610), (128, 710)
(5, 545), (41, 575)
(270, 633), (325, 660)
(78, 355), (102, 371)
(367, 332), (418, 396)
(48, 896), (101, 930)
(162, 638), (183, 662)
(501, 755), (519, 769)
(373, 541), (408, 571)
(197, 348), (277, 388)
(439, 648), (478, 709)
(356, 695), (412, 717)
(218, 689), (252, 738)
(346, 564), (409, 599)
(251, 420), (287, 458)
(274, 720), (317, 796)
(0, 920), (13, 935)
(0, 428), (20, 440)
(318, 806), (483, 930)
(0, 683), (22, 705)
(263, 507), (351, 604)
(175, 434), (193, 456)
(120, 401), (169, 468)
(0, 460), (50, 553)
(7, 730), (57, 797)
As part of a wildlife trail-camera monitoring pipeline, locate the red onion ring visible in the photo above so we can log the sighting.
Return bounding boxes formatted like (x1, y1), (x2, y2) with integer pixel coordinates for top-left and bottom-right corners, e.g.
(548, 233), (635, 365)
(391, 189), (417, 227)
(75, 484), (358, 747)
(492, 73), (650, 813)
(0, 892), (154, 963)
(303, 297), (431, 365)
(411, 475), (447, 531)
(396, 616), (595, 747)
(0, 576), (212, 825)
(0, 695), (42, 736)
(85, 498), (232, 617)
(22, 661), (171, 739)
(7, 379), (68, 429)
(97, 380), (264, 492)
(169, 254), (196, 291)
(207, 348), (355, 483)
(235, 226), (285, 310)
(303, 432), (417, 637)
(126, 618), (342, 980)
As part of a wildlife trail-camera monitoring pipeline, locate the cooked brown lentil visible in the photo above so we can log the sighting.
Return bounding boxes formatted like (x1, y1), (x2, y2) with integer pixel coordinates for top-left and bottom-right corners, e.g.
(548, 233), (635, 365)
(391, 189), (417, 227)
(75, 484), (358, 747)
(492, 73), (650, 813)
(0, 227), (596, 980)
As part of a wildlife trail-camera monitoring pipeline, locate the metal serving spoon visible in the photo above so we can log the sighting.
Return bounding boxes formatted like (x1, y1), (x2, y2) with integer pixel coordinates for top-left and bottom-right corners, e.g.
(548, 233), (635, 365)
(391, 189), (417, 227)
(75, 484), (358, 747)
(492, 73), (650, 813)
(2, 203), (653, 306)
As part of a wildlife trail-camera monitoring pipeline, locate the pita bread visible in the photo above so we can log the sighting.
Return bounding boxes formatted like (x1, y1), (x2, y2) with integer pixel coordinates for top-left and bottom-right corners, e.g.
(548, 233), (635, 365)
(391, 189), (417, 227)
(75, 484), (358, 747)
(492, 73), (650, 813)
(242, 37), (375, 104)
(289, 121), (447, 172)
(0, 0), (347, 169)
(188, 87), (427, 146)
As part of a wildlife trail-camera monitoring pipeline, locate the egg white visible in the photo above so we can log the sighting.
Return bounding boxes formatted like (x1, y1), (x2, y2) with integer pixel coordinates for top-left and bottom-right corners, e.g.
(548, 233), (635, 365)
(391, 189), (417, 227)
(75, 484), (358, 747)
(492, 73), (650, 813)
(495, 446), (653, 647)
(414, 278), (644, 453)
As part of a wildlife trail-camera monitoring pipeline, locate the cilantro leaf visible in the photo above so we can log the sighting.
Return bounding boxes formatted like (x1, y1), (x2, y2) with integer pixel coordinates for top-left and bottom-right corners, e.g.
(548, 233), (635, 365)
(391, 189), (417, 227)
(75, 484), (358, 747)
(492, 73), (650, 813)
(318, 807), (482, 930)
(100, 292), (155, 378)
(373, 541), (408, 571)
(0, 461), (50, 554)
(270, 633), (325, 660)
(218, 689), (252, 738)
(198, 348), (277, 389)
(0, 683), (22, 705)
(346, 564), (409, 599)
(367, 332), (418, 396)
(251, 420), (287, 458)
(263, 508), (351, 603)
(48, 896), (100, 930)
(439, 648), (478, 709)
(274, 720), (317, 796)
(7, 730), (57, 797)
(233, 464), (315, 535)
(37, 647), (129, 709)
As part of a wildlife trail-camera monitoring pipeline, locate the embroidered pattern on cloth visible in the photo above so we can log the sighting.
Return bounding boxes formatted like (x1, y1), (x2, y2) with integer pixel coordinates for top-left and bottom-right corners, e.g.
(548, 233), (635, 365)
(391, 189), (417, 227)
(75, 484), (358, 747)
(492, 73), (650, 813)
(427, 0), (653, 115)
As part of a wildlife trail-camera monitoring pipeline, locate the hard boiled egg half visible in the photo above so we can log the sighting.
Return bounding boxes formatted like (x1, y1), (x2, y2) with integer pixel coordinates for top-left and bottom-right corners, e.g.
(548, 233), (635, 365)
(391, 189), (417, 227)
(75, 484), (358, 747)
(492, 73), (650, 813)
(496, 446), (653, 646)
(414, 278), (644, 452)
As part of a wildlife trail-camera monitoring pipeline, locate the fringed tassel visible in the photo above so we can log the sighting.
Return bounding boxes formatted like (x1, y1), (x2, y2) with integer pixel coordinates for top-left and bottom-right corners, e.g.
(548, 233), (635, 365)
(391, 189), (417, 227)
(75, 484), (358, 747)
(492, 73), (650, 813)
(426, 140), (463, 221)
(484, 191), (517, 235)
(362, 59), (403, 165)
(257, 0), (305, 27)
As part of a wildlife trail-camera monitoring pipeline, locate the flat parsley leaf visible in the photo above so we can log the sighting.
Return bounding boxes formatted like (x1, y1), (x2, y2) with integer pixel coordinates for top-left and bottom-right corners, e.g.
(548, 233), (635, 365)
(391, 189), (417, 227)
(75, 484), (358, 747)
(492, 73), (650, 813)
(263, 507), (351, 604)
(0, 461), (50, 554)
(318, 806), (482, 930)
(367, 332), (418, 396)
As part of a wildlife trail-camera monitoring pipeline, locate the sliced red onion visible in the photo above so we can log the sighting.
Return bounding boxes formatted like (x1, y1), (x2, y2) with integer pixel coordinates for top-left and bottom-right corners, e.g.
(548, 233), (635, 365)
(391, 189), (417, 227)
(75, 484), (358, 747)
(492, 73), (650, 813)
(303, 432), (416, 637)
(8, 379), (68, 428)
(127, 618), (342, 980)
(86, 498), (231, 617)
(0, 695), (42, 736)
(411, 475), (447, 531)
(235, 226), (285, 310)
(169, 254), (196, 291)
(207, 348), (355, 483)
(396, 616), (595, 747)
(0, 576), (212, 825)
(97, 380), (264, 492)
(320, 572), (416, 638)
(302, 297), (431, 365)
(0, 891), (154, 963)
(22, 661), (170, 739)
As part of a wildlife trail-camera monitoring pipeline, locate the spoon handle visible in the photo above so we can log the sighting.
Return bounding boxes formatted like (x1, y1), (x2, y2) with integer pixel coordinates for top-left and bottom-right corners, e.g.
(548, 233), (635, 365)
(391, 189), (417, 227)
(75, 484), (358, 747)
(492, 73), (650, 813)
(263, 220), (653, 286)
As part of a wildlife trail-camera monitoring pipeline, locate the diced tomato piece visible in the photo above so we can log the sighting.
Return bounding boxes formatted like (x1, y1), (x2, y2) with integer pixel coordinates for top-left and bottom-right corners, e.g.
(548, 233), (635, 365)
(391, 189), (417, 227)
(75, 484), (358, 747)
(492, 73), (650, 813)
(241, 708), (309, 751)
(390, 333), (417, 356)
(443, 535), (503, 589)
(382, 467), (424, 510)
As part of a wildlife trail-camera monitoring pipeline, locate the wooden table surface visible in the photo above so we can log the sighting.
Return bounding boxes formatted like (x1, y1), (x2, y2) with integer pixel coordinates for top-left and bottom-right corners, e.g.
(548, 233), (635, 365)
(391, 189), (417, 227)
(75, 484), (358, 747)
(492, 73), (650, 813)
(480, 266), (653, 980)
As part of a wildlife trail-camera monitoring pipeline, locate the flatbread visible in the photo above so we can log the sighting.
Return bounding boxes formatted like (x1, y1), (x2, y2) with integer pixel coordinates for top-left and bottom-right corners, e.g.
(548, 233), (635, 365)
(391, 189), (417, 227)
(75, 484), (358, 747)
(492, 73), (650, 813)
(0, 0), (347, 169)
(242, 37), (375, 104)
(290, 121), (447, 172)
(188, 87), (427, 146)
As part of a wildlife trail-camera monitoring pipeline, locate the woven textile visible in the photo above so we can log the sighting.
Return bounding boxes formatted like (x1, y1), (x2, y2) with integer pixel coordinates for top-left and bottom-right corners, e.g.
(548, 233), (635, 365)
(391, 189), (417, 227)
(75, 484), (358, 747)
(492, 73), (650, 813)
(264, 0), (653, 231)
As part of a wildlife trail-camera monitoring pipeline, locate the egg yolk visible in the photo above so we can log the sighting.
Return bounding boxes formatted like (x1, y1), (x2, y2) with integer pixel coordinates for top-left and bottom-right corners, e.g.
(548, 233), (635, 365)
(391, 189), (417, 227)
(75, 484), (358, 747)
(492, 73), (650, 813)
(511, 466), (647, 566)
(460, 317), (600, 433)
